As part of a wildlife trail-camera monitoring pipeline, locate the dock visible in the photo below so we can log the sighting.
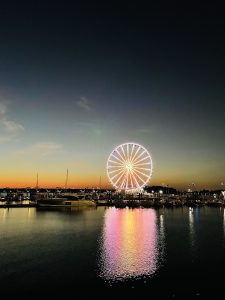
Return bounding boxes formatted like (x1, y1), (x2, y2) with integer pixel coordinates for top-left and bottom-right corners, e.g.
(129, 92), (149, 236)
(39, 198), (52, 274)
(0, 203), (37, 208)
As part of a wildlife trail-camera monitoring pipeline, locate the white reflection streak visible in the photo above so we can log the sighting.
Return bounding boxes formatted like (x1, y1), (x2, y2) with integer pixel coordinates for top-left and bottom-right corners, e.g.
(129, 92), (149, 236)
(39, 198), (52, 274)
(159, 214), (165, 239)
(27, 207), (36, 219)
(2, 208), (8, 223)
(159, 214), (165, 259)
(224, 208), (225, 236)
(189, 208), (195, 248)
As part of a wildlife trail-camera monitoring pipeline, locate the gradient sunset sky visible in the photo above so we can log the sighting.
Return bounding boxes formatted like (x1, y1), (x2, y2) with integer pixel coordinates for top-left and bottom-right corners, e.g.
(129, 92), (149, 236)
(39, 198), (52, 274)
(0, 1), (224, 190)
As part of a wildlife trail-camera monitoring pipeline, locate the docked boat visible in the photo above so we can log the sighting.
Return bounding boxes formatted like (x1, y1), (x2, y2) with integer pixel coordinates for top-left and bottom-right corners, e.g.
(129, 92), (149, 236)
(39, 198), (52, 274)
(36, 198), (96, 207)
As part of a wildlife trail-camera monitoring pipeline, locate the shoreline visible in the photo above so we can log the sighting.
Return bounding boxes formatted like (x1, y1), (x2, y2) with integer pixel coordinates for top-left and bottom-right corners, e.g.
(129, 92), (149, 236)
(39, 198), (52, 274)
(0, 201), (224, 209)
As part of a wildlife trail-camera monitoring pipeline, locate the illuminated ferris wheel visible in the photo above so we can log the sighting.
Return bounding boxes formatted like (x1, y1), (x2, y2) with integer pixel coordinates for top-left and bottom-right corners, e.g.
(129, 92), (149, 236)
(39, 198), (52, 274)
(107, 143), (153, 191)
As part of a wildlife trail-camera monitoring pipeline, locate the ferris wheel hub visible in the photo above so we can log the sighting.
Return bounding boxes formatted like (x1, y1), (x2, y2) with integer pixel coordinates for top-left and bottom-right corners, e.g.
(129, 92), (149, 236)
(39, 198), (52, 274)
(125, 162), (133, 171)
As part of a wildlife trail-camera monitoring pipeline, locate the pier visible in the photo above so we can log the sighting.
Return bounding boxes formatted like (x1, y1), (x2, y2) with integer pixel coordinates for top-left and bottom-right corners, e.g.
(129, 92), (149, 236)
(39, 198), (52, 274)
(0, 203), (37, 208)
(0, 187), (224, 209)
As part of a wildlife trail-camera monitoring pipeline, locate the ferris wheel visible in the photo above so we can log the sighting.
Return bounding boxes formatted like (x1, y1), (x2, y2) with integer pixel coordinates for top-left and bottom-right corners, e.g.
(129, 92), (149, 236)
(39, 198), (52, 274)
(107, 142), (153, 191)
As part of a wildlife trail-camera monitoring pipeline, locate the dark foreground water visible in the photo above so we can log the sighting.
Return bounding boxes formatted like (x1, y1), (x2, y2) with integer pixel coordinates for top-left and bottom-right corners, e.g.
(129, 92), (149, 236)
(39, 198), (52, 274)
(0, 206), (224, 298)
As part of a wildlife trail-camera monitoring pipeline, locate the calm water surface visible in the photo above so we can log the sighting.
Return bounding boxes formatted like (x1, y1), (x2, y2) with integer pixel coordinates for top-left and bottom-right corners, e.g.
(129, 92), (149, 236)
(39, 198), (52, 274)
(0, 206), (224, 297)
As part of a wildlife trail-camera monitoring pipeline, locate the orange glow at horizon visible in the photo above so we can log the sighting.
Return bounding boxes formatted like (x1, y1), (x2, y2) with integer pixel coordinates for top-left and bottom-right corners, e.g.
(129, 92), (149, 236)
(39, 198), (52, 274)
(0, 176), (110, 189)
(0, 175), (221, 190)
(0, 160), (222, 190)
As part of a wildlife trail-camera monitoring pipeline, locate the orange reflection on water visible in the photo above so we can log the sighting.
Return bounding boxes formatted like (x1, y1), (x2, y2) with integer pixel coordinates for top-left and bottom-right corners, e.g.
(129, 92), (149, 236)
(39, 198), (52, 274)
(99, 208), (159, 280)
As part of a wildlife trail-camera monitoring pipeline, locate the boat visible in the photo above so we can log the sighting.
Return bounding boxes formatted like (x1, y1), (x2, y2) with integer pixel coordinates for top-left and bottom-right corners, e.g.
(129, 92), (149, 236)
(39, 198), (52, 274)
(36, 198), (96, 207)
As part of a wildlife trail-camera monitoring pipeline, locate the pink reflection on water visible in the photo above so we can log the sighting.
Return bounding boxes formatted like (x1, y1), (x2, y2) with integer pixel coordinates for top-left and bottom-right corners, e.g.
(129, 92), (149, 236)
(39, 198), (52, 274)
(100, 208), (158, 280)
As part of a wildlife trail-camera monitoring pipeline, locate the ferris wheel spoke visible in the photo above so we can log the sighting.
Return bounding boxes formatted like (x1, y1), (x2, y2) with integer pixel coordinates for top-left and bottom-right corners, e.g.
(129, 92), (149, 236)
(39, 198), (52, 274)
(110, 153), (124, 165)
(125, 172), (129, 189)
(134, 155), (150, 165)
(131, 170), (141, 188)
(135, 167), (152, 174)
(132, 146), (143, 163)
(129, 172), (135, 189)
(114, 169), (126, 187)
(108, 159), (124, 166)
(130, 143), (135, 162)
(132, 169), (146, 185)
(110, 168), (125, 181)
(127, 143), (129, 162)
(130, 147), (140, 163)
(134, 162), (151, 167)
(133, 150), (147, 164)
(115, 149), (125, 163)
(120, 173), (127, 189)
(120, 145), (126, 160)
(118, 173), (125, 189)
(107, 165), (124, 169)
(134, 168), (150, 178)
(107, 167), (123, 175)
(135, 167), (151, 172)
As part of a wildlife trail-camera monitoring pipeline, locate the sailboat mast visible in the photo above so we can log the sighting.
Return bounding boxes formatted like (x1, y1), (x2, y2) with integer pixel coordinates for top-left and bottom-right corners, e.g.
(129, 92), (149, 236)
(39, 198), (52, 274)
(65, 168), (68, 190)
(99, 176), (101, 191)
(36, 172), (39, 189)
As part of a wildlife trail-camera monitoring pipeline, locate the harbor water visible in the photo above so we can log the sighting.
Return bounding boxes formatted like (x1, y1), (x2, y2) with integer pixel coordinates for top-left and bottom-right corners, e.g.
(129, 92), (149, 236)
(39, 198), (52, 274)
(0, 206), (224, 297)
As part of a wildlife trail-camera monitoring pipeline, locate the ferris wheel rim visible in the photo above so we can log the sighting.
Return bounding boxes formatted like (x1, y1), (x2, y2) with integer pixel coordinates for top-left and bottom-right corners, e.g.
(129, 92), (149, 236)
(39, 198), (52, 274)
(106, 142), (153, 191)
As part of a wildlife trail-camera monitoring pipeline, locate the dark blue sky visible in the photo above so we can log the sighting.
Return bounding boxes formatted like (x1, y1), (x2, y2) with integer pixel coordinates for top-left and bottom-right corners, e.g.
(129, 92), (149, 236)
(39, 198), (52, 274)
(0, 1), (224, 189)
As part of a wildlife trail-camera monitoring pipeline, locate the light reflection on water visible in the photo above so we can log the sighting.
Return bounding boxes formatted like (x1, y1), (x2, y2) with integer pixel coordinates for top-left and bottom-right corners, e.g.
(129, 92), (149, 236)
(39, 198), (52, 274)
(189, 207), (195, 248)
(1, 208), (8, 223)
(224, 208), (225, 236)
(0, 207), (36, 223)
(0, 206), (225, 295)
(99, 208), (163, 281)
